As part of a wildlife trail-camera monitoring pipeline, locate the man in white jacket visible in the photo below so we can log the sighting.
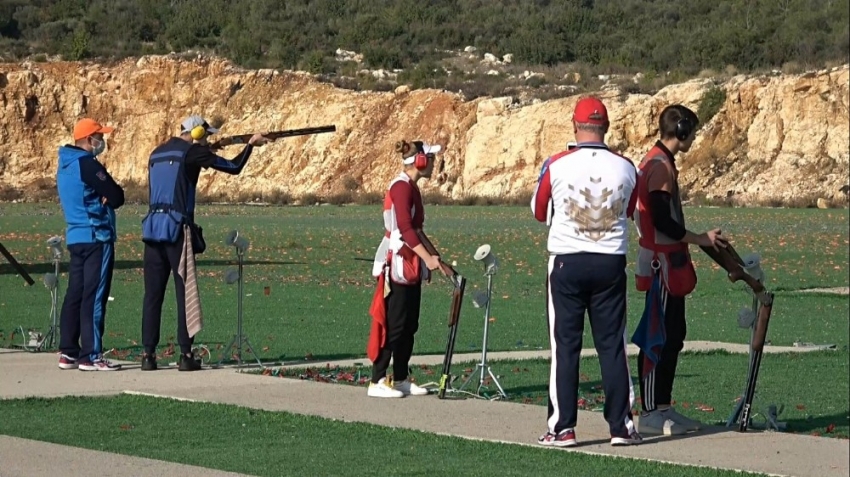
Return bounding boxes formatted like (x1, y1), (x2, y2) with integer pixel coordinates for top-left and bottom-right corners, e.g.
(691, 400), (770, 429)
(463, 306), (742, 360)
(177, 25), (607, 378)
(531, 97), (642, 447)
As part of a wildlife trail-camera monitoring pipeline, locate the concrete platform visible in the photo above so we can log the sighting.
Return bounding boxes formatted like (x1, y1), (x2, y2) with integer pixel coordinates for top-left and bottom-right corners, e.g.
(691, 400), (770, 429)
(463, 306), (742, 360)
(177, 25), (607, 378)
(0, 345), (847, 477)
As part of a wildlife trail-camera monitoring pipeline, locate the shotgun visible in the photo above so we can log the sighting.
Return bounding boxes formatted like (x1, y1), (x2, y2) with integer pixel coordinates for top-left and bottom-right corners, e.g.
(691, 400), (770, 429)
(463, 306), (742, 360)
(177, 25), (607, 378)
(700, 241), (775, 431)
(0, 242), (34, 286)
(209, 125), (337, 150)
(414, 230), (466, 398)
(438, 273), (466, 399)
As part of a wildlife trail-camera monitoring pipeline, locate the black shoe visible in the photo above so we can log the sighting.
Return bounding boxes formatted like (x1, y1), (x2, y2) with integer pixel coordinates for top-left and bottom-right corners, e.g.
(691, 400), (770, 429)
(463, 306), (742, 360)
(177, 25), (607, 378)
(178, 353), (202, 372)
(141, 353), (158, 371)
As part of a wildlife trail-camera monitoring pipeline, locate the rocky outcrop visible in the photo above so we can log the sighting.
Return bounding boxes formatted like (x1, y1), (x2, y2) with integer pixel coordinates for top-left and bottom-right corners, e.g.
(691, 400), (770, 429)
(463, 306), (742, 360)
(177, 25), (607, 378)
(0, 55), (847, 206)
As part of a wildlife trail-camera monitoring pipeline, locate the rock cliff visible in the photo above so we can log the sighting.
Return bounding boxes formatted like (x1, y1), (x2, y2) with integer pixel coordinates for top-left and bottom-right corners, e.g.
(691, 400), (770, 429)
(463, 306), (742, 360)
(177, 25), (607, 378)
(0, 55), (847, 206)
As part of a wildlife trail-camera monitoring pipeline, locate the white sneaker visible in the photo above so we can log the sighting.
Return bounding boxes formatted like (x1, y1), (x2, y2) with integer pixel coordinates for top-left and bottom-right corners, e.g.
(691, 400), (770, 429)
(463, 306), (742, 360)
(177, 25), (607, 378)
(638, 410), (688, 436)
(393, 379), (429, 396)
(367, 378), (404, 398)
(664, 408), (702, 431)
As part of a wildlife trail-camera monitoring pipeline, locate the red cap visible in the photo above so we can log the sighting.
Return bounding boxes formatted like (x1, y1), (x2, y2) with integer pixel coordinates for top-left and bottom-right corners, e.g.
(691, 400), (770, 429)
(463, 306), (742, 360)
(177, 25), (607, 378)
(573, 97), (609, 125)
(73, 118), (114, 141)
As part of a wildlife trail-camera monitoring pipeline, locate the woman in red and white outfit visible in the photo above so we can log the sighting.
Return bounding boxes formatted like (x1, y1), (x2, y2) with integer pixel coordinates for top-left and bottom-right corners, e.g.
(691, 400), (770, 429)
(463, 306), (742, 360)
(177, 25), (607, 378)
(367, 139), (451, 398)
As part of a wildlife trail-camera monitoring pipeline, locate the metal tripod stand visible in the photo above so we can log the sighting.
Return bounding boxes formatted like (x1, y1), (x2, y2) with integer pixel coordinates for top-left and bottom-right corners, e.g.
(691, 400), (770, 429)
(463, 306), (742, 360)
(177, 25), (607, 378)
(19, 237), (63, 352)
(458, 245), (507, 399)
(216, 243), (263, 368)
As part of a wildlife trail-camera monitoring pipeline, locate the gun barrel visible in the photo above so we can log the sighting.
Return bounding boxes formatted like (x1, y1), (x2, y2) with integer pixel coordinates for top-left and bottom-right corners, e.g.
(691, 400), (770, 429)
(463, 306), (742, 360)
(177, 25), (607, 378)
(268, 125), (336, 138)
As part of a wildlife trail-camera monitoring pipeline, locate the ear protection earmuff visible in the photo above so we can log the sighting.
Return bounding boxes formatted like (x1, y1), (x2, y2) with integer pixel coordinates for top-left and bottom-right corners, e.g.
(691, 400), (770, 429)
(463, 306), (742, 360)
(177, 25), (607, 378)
(412, 141), (429, 170)
(675, 117), (694, 141)
(190, 125), (207, 140)
(414, 150), (428, 170)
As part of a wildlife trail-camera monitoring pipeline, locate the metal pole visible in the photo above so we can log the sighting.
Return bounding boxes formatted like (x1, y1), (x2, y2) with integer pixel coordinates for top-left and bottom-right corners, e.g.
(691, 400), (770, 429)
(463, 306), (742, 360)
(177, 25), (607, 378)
(477, 274), (493, 388)
(236, 250), (244, 366)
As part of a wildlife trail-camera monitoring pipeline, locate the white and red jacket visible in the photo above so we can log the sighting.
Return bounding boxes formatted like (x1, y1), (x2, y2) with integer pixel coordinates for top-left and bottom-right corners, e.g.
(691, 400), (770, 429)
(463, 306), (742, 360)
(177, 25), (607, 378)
(371, 172), (430, 285)
(531, 143), (637, 255)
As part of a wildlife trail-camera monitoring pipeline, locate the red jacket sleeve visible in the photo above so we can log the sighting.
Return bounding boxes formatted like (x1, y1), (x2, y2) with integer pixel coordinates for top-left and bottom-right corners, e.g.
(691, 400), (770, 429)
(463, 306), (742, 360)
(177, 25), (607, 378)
(389, 181), (422, 248)
(531, 163), (552, 223)
(626, 185), (638, 220)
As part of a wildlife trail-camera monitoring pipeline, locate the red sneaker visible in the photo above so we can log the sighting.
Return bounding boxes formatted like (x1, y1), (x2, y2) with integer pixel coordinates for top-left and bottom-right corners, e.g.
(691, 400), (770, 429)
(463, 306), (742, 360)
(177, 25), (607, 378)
(78, 358), (122, 371)
(58, 354), (78, 370)
(537, 429), (577, 447)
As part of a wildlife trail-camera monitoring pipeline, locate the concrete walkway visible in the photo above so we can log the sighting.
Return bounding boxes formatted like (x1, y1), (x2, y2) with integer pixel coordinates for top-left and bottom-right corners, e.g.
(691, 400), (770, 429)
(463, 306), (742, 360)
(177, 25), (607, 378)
(0, 436), (255, 477)
(0, 344), (847, 477)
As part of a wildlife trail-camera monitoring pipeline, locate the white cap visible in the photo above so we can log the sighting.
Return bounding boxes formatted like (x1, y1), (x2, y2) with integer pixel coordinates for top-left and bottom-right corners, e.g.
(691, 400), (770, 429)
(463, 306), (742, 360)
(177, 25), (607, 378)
(180, 115), (220, 135)
(402, 141), (442, 164)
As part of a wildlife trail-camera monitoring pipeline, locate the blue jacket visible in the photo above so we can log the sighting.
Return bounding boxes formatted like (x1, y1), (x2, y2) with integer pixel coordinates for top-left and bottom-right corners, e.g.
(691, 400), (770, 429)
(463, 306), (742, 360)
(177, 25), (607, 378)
(56, 145), (125, 245)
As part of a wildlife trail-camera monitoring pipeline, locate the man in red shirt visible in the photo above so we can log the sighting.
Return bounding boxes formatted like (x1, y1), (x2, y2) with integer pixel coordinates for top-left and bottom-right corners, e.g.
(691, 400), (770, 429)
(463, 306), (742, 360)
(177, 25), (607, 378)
(632, 104), (727, 435)
(367, 140), (452, 398)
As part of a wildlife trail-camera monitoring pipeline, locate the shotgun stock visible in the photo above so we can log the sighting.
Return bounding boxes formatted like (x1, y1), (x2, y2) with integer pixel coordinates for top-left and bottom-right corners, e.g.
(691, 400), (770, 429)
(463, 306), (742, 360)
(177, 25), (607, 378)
(700, 243), (772, 306)
(209, 125), (336, 150)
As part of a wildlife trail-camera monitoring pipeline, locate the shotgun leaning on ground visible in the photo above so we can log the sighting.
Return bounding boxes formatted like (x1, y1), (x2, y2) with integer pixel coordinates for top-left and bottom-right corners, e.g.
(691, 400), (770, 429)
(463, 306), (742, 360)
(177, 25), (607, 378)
(700, 242), (775, 432)
(438, 273), (466, 399)
(416, 232), (466, 399)
(208, 125), (337, 150)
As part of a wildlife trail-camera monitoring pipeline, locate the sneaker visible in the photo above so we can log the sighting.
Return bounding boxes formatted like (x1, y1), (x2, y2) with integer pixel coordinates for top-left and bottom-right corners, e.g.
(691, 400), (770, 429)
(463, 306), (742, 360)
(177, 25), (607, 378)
(538, 429), (578, 447)
(78, 358), (121, 371)
(141, 353), (158, 371)
(638, 410), (688, 436)
(393, 379), (429, 396)
(367, 378), (404, 398)
(58, 354), (78, 370)
(664, 407), (702, 431)
(178, 353), (202, 372)
(611, 430), (644, 446)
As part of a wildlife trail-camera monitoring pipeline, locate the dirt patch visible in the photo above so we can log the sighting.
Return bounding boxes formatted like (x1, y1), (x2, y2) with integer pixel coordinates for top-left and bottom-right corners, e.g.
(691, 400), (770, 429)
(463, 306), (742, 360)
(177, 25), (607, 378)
(797, 287), (849, 295)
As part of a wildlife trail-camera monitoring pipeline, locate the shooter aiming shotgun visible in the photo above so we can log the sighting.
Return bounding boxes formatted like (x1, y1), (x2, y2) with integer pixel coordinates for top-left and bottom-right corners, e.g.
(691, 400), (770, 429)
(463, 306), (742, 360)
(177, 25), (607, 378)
(209, 125), (336, 150)
(700, 242), (775, 432)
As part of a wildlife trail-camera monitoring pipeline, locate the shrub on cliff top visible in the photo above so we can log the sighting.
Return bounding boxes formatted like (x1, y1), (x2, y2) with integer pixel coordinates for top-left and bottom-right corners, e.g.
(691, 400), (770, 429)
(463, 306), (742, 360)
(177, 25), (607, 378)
(697, 86), (727, 127)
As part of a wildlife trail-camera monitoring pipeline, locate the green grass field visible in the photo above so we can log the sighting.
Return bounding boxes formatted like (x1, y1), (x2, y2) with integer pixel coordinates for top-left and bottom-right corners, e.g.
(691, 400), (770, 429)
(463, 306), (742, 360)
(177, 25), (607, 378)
(268, 350), (850, 438)
(1, 203), (847, 474)
(1, 204), (847, 362)
(0, 394), (772, 477)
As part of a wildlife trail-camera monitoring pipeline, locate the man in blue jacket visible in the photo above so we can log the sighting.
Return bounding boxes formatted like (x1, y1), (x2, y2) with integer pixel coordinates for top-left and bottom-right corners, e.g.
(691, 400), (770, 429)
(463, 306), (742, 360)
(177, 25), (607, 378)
(56, 118), (125, 371)
(140, 115), (270, 372)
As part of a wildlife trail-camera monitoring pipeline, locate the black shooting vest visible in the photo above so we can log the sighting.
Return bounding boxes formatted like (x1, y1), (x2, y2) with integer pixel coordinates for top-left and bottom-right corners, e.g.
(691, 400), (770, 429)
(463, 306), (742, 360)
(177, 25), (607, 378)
(140, 138), (197, 243)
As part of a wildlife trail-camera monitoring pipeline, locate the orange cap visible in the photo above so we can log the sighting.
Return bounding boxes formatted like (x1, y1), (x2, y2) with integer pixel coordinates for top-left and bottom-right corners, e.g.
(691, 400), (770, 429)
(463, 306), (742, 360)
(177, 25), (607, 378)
(73, 118), (114, 141)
